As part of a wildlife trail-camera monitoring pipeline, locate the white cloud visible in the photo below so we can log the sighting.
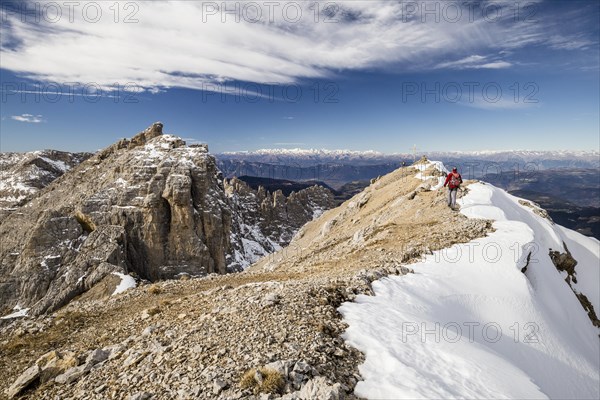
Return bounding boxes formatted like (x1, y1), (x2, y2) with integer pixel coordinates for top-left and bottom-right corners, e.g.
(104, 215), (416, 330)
(11, 114), (45, 123)
(0, 0), (580, 91)
(477, 61), (513, 69)
(460, 97), (539, 111)
(435, 55), (512, 70)
(546, 34), (596, 51)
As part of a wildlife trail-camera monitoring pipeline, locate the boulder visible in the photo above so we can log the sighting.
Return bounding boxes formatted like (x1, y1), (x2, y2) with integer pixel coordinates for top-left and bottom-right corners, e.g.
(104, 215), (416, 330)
(54, 365), (86, 384)
(6, 365), (40, 399)
(298, 376), (344, 400)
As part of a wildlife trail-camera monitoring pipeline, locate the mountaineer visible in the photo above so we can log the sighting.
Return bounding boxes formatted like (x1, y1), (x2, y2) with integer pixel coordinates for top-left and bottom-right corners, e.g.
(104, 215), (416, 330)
(443, 167), (463, 209)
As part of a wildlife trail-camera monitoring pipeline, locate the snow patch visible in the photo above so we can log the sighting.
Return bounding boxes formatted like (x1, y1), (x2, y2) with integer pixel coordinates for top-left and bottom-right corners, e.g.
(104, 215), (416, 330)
(1, 305), (30, 320)
(112, 273), (136, 295)
(414, 160), (448, 190)
(40, 156), (69, 172)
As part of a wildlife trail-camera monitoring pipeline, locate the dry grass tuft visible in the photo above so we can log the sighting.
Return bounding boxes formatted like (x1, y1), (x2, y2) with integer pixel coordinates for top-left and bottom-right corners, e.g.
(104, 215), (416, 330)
(158, 299), (171, 307)
(239, 367), (284, 394)
(261, 368), (285, 393)
(146, 306), (161, 316)
(239, 369), (256, 390)
(147, 284), (162, 295)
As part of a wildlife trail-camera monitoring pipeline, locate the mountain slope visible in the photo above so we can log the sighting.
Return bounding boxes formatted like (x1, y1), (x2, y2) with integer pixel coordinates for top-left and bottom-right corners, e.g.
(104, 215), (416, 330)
(251, 158), (490, 276)
(1, 159), (490, 399)
(1, 158), (597, 400)
(339, 166), (600, 399)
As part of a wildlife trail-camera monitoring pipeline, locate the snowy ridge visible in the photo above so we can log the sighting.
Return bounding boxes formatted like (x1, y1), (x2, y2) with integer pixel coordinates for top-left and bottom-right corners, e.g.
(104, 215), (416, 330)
(222, 148), (599, 157)
(222, 148), (385, 157)
(216, 149), (600, 170)
(340, 162), (600, 399)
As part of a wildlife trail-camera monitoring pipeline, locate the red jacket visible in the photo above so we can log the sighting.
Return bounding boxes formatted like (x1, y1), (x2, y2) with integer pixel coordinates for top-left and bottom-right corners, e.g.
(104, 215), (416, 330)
(444, 172), (462, 189)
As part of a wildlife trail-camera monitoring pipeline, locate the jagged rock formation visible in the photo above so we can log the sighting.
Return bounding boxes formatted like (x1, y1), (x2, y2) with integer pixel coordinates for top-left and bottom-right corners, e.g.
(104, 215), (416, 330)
(226, 177), (334, 250)
(0, 124), (333, 318)
(0, 150), (91, 219)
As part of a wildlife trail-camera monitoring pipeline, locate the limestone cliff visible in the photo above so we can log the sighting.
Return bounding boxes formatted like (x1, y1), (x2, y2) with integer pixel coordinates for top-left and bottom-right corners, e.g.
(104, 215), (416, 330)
(0, 123), (333, 316)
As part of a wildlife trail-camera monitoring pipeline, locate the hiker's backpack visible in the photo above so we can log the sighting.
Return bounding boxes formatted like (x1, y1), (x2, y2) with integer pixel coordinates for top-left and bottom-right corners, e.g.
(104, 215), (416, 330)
(449, 173), (461, 187)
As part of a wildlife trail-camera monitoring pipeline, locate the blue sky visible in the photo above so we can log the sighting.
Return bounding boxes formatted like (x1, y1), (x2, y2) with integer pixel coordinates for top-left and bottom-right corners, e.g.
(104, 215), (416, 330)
(0, 0), (598, 153)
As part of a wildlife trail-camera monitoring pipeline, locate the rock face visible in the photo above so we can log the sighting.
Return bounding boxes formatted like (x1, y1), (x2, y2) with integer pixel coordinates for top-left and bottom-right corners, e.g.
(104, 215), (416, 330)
(0, 123), (334, 317)
(225, 177), (335, 267)
(0, 150), (91, 219)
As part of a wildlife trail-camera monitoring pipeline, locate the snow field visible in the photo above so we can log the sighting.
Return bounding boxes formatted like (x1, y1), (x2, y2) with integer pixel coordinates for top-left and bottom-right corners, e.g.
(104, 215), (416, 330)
(340, 165), (600, 399)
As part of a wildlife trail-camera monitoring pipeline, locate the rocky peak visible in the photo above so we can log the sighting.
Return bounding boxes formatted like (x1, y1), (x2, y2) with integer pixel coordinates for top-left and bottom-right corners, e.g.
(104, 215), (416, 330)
(225, 178), (335, 255)
(0, 124), (333, 317)
(129, 122), (163, 148)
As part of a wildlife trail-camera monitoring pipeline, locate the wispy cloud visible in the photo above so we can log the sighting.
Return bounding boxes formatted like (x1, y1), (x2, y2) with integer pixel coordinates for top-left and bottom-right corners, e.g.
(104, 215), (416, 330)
(11, 114), (45, 123)
(546, 34), (596, 51)
(435, 55), (512, 70)
(460, 97), (540, 111)
(0, 0), (592, 91)
(283, 116), (295, 120)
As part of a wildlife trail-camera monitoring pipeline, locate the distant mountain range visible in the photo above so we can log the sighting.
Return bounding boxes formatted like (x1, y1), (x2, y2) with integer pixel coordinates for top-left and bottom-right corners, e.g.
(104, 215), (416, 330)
(216, 149), (599, 188)
(219, 149), (600, 169)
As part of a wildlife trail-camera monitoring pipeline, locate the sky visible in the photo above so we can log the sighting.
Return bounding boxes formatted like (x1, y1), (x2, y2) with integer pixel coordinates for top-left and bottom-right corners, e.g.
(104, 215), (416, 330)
(0, 0), (599, 153)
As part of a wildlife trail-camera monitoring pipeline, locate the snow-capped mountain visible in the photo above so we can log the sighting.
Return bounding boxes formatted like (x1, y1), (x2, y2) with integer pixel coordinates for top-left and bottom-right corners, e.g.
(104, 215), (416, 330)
(218, 148), (600, 168)
(218, 148), (394, 167)
(222, 148), (386, 157)
(0, 150), (91, 214)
